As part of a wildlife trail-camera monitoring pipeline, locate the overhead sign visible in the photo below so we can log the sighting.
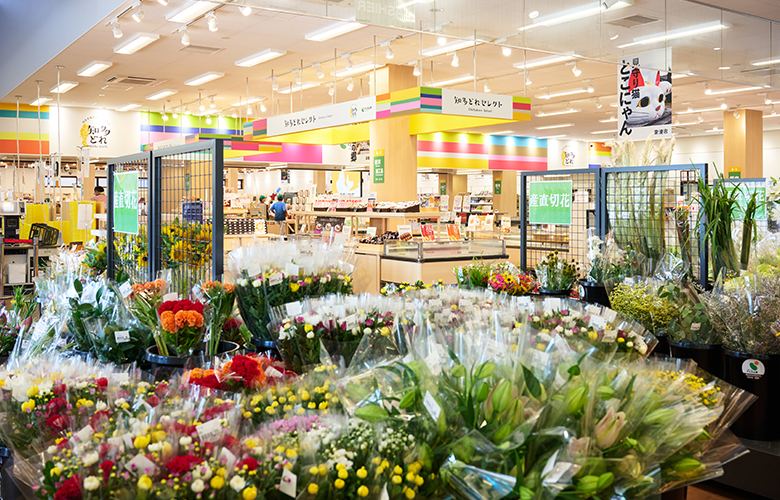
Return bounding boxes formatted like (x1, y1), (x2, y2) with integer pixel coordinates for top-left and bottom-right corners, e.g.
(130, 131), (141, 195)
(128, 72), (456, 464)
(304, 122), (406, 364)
(267, 96), (376, 136)
(618, 49), (672, 141)
(79, 115), (111, 149)
(113, 170), (139, 235)
(726, 184), (766, 220)
(529, 180), (572, 225)
(441, 89), (513, 119)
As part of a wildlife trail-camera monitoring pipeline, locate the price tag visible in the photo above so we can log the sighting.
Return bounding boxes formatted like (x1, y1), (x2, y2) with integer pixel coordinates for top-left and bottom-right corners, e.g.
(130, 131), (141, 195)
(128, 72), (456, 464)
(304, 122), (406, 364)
(603, 329), (617, 343)
(196, 418), (223, 443)
(107, 436), (125, 452)
(125, 453), (157, 475)
(81, 283), (99, 304)
(21, 340), (30, 350)
(585, 304), (601, 317)
(285, 302), (303, 316)
(604, 309), (618, 323)
(459, 298), (473, 309)
(624, 277), (635, 286)
(344, 315), (358, 331)
(429, 299), (442, 308)
(690, 322), (701, 331)
(162, 292), (178, 302)
(405, 302), (417, 311)
(423, 391), (441, 421)
(285, 263), (300, 277)
(590, 316), (607, 331)
(219, 448), (237, 472)
(115, 330), (131, 344)
(279, 468), (297, 497)
(191, 285), (205, 302)
(265, 366), (283, 378)
(119, 282), (133, 298)
(75, 425), (94, 443)
(334, 233), (348, 246)
(113, 372), (130, 383)
(269, 273), (283, 286)
(545, 297), (562, 313)
(532, 350), (550, 371)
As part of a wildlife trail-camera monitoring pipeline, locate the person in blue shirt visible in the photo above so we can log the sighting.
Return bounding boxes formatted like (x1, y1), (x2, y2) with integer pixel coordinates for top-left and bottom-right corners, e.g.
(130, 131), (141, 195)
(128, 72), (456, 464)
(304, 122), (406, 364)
(269, 194), (288, 235)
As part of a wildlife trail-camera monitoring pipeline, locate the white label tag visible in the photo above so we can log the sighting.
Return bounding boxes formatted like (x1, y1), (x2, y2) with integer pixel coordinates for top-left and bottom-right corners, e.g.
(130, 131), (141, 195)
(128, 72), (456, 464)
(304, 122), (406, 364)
(585, 304), (601, 317)
(191, 285), (205, 302)
(265, 366), (283, 378)
(590, 316), (607, 331)
(624, 277), (635, 286)
(162, 292), (178, 302)
(546, 297), (562, 313)
(21, 339), (30, 350)
(126, 453), (157, 475)
(196, 418), (222, 443)
(285, 263), (300, 277)
(533, 350), (550, 371)
(603, 329), (617, 343)
(604, 309), (618, 323)
(344, 315), (358, 331)
(691, 322), (701, 331)
(280, 468), (297, 497)
(546, 462), (575, 484)
(380, 485), (390, 500)
(113, 372), (129, 383)
(219, 448), (237, 472)
(115, 330), (131, 343)
(75, 425), (94, 443)
(81, 283), (99, 304)
(429, 299), (442, 308)
(423, 391), (441, 421)
(459, 298), (473, 309)
(269, 273), (283, 286)
(285, 302), (302, 316)
(119, 282), (133, 298)
(541, 450), (559, 479)
(107, 436), (124, 452)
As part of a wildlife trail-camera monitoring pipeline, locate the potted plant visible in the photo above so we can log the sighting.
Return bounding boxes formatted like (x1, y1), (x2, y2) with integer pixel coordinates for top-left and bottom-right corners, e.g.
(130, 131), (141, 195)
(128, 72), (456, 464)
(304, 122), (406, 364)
(535, 250), (579, 296)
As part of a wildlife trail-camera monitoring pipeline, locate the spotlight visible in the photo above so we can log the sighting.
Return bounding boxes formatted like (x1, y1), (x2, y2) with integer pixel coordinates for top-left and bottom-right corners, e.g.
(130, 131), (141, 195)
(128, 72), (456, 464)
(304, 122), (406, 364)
(529, 10), (539, 19)
(502, 46), (512, 56)
(596, 98), (602, 109)
(451, 52), (459, 67)
(132, 2), (144, 23)
(232, 110), (237, 119)
(720, 102), (727, 110)
(207, 11), (218, 32)
(766, 96), (772, 105)
(772, 105), (777, 116)
(295, 71), (302, 85)
(733, 109), (740, 119)
(346, 57), (353, 70)
(272, 78), (279, 91)
(206, 115), (212, 125)
(246, 105), (252, 116)
(413, 62), (421, 76)
(239, 5), (252, 16)
(572, 62), (581, 77)
(181, 28), (190, 46)
(704, 83), (712, 95)
(172, 110), (178, 118)
(328, 85), (335, 96)
(260, 102), (267, 113)
(185, 106), (191, 115)
(316, 64), (324, 79)
(698, 114), (704, 123)
(112, 21), (123, 38)
(525, 71), (532, 86)
(199, 102), (206, 111)
(386, 44), (394, 59)
(209, 97), (216, 109)
(347, 78), (354, 92)
(437, 35), (447, 45)
(161, 112), (168, 121)
(483, 81), (490, 93)
(587, 80), (595, 93)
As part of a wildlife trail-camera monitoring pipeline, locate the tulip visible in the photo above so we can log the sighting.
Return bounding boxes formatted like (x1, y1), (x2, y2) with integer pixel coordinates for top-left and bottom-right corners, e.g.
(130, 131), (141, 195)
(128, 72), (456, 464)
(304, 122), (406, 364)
(594, 407), (626, 449)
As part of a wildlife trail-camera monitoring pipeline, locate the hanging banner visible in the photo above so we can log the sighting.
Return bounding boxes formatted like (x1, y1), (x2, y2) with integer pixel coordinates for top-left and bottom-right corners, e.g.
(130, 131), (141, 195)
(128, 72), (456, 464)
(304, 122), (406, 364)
(267, 96), (376, 136)
(441, 89), (514, 119)
(113, 170), (139, 235)
(372, 150), (385, 184)
(725, 184), (767, 220)
(528, 180), (572, 225)
(618, 49), (672, 141)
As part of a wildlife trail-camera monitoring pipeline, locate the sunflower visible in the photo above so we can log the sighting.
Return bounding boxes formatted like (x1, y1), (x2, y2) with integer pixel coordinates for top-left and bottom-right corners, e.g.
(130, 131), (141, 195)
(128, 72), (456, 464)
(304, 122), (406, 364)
(170, 240), (188, 263)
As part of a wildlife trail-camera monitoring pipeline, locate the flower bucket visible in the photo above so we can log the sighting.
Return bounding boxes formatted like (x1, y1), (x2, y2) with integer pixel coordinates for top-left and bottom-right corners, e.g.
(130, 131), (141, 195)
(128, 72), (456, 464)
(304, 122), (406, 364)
(1, 449), (28, 500)
(578, 281), (610, 308)
(0, 356), (7, 366)
(537, 288), (572, 298)
(653, 336), (670, 357)
(669, 341), (722, 379)
(145, 342), (240, 376)
(322, 339), (362, 368)
(249, 338), (280, 360)
(723, 349), (780, 441)
(660, 486), (687, 500)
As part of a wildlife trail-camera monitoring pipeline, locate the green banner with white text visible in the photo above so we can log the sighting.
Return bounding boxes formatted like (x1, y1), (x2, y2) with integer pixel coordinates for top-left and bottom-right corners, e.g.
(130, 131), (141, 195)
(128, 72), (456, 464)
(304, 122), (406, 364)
(113, 171), (139, 235)
(529, 180), (572, 225)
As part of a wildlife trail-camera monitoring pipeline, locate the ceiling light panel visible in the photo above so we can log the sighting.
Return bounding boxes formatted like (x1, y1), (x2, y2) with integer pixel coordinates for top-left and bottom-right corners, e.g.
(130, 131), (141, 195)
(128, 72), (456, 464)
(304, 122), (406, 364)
(535, 123), (574, 130)
(235, 48), (286, 67)
(232, 97), (264, 106)
(30, 97), (53, 106)
(331, 62), (383, 78)
(167, 1), (220, 23)
(617, 21), (728, 49)
(536, 108), (581, 117)
(114, 32), (160, 54)
(429, 75), (475, 87)
(117, 102), (142, 111)
(513, 54), (576, 70)
(184, 71), (225, 86)
(77, 61), (113, 77)
(50, 81), (79, 93)
(520, 0), (632, 31)
(276, 82), (319, 94)
(146, 89), (178, 100)
(537, 88), (587, 99)
(305, 21), (364, 41)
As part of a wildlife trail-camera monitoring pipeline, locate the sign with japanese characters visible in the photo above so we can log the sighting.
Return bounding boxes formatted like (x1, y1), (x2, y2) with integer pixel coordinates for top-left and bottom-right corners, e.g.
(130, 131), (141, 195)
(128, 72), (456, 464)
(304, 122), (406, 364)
(113, 170), (139, 235)
(267, 96), (376, 136)
(529, 180), (572, 225)
(441, 89), (513, 119)
(79, 115), (111, 149)
(618, 49), (672, 141)
(373, 150), (385, 184)
(725, 183), (766, 220)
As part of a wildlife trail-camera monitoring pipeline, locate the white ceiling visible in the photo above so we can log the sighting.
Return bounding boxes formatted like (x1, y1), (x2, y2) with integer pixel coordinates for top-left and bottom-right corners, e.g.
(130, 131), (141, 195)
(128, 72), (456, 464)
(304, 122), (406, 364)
(5, 0), (780, 144)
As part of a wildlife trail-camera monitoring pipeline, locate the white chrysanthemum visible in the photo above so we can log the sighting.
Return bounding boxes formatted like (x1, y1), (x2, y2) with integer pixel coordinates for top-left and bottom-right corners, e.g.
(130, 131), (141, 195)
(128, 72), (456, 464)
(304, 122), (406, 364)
(84, 476), (100, 491)
(82, 451), (99, 467)
(230, 475), (246, 491)
(180, 436), (192, 446)
(191, 479), (205, 493)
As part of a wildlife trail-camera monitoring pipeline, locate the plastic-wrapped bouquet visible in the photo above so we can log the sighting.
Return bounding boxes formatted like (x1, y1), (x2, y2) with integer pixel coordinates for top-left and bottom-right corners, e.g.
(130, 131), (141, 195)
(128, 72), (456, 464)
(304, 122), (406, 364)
(609, 278), (677, 336)
(0, 287), (36, 358)
(487, 263), (535, 295)
(157, 299), (206, 357)
(536, 250), (580, 292)
(200, 280), (244, 355)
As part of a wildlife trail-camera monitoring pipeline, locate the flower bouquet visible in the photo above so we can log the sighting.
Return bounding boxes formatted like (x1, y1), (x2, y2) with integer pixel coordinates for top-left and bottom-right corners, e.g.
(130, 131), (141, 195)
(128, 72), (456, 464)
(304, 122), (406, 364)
(536, 250), (580, 293)
(486, 263), (535, 296)
(156, 299), (206, 357)
(201, 280), (242, 355)
(609, 278), (677, 337)
(127, 278), (168, 332)
(0, 286), (36, 360)
(185, 353), (289, 391)
(455, 258), (493, 289)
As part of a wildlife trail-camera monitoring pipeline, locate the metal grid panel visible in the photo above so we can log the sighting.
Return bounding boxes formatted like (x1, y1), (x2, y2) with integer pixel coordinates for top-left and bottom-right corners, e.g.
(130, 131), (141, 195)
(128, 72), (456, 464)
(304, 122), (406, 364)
(520, 170), (600, 271)
(603, 164), (707, 286)
(152, 141), (223, 296)
(107, 152), (151, 283)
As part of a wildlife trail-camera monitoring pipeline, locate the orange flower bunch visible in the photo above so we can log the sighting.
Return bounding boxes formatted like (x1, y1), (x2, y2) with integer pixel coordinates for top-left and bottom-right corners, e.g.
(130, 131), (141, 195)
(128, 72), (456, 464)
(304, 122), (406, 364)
(131, 279), (167, 298)
(160, 310), (204, 333)
(202, 281), (235, 294)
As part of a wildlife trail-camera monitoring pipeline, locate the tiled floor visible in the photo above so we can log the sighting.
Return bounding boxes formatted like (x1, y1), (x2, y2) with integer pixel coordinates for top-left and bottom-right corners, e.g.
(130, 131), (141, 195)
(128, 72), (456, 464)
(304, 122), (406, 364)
(689, 483), (772, 500)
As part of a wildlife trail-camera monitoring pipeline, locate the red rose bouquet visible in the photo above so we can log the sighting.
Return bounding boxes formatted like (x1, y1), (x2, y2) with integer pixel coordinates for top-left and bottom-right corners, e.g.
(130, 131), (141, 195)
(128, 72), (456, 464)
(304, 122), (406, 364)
(157, 299), (206, 356)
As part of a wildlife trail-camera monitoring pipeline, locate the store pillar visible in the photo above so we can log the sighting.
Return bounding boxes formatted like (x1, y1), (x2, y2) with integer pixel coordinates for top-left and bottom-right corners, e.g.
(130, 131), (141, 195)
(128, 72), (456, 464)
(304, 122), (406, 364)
(369, 65), (418, 203)
(452, 174), (468, 197)
(724, 108), (763, 177)
(492, 171), (517, 217)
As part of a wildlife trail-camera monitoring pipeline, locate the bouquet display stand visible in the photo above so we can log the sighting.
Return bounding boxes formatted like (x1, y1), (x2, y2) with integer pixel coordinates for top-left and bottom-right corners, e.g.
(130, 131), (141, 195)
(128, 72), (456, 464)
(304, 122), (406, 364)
(668, 341), (723, 379)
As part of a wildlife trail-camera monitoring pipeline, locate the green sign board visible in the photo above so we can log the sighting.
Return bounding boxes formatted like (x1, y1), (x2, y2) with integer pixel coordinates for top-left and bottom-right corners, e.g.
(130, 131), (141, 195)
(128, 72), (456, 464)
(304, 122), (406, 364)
(494, 179), (502, 195)
(373, 149), (385, 184)
(529, 180), (572, 225)
(726, 184), (766, 220)
(440, 180), (447, 195)
(113, 170), (139, 235)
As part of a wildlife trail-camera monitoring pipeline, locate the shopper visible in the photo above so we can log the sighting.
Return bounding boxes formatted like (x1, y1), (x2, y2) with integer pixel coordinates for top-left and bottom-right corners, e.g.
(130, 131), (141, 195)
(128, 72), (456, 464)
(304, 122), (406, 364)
(90, 186), (107, 203)
(270, 194), (288, 236)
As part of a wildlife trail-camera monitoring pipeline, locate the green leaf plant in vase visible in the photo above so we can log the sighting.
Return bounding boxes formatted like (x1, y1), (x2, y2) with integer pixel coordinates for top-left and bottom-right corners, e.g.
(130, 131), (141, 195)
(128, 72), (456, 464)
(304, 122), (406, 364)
(536, 250), (579, 296)
(200, 280), (238, 356)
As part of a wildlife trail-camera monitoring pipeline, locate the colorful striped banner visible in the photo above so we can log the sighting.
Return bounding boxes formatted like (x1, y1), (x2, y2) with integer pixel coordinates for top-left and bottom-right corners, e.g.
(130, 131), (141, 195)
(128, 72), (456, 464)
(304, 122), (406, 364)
(417, 132), (547, 171)
(0, 103), (50, 155)
(588, 141), (612, 168)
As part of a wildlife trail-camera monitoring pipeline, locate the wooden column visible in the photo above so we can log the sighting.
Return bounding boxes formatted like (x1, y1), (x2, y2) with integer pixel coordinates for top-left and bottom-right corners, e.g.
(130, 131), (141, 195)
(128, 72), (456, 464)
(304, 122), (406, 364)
(226, 168), (238, 190)
(724, 108), (763, 178)
(493, 170), (517, 217)
(452, 174), (468, 196)
(313, 171), (327, 194)
(369, 65), (418, 202)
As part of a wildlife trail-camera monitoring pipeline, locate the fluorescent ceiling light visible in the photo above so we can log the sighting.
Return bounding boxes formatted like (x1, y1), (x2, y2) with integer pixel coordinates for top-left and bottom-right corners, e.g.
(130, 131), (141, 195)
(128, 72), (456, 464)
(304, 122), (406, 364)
(276, 82), (319, 94)
(536, 108), (581, 117)
(232, 97), (264, 106)
(520, 1), (632, 31)
(146, 89), (178, 100)
(513, 54), (576, 70)
(491, 130), (515, 134)
(753, 58), (780, 66)
(617, 21), (727, 49)
(672, 73), (692, 79)
(591, 129), (617, 134)
(538, 135), (567, 139)
(184, 71), (225, 86)
(50, 81), (79, 94)
(537, 88), (586, 100)
(535, 123), (574, 130)
(117, 102), (142, 112)
(679, 106), (726, 114)
(30, 96), (52, 106)
(421, 38), (480, 58)
(706, 86), (756, 95)
(428, 74), (475, 87)
(331, 62), (383, 78)
(77, 60), (113, 77)
(167, 1), (220, 23)
(673, 121), (700, 126)
(599, 116), (618, 123)
(235, 48), (286, 67)
(114, 32), (160, 54)
(305, 21), (364, 42)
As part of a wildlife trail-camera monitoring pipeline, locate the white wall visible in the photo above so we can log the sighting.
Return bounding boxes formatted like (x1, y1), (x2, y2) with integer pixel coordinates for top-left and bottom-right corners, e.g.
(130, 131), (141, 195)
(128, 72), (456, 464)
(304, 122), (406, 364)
(546, 139), (589, 170)
(417, 173), (439, 194)
(243, 170), (315, 197)
(0, 168), (37, 198)
(48, 106), (141, 158)
(673, 130), (780, 180)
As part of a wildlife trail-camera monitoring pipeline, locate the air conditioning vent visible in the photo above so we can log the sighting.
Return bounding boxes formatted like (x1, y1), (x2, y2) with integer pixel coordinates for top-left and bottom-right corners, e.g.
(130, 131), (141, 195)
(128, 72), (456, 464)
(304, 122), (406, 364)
(607, 14), (660, 28)
(179, 45), (224, 56)
(105, 75), (157, 86)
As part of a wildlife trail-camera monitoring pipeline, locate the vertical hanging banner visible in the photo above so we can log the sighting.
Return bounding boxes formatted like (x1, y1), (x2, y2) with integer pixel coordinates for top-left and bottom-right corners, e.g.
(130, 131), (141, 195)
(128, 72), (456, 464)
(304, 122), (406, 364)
(373, 149), (385, 184)
(113, 170), (139, 234)
(529, 180), (572, 225)
(618, 49), (673, 141)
